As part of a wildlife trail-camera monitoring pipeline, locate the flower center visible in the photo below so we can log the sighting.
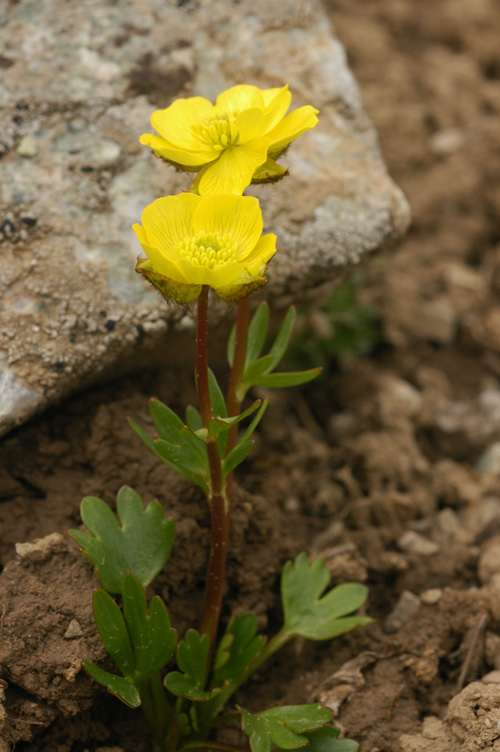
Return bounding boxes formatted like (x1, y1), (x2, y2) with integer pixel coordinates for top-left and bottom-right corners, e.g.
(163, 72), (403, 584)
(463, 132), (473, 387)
(177, 231), (237, 269)
(192, 113), (239, 152)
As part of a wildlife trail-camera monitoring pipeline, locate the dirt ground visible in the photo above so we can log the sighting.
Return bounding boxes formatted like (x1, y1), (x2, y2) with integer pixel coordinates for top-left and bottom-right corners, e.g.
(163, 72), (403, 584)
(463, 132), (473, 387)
(2, 0), (500, 750)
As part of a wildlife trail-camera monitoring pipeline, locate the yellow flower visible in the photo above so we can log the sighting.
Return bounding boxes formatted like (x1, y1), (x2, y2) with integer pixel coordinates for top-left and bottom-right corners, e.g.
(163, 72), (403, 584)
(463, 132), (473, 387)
(133, 194), (277, 303)
(139, 84), (319, 195)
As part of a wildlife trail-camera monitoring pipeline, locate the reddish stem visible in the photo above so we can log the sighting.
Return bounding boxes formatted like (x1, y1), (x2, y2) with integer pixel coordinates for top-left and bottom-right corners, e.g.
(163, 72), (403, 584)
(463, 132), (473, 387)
(196, 286), (230, 654)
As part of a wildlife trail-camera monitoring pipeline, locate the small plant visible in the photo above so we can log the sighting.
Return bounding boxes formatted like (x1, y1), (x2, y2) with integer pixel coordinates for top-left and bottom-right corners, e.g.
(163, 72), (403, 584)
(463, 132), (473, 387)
(69, 84), (371, 752)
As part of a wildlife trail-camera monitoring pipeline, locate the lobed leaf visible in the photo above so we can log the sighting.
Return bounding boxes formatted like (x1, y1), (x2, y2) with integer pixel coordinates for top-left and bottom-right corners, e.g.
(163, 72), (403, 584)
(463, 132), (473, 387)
(239, 703), (333, 752)
(281, 553), (371, 641)
(165, 629), (220, 701)
(122, 572), (177, 679)
(211, 613), (266, 688)
(277, 727), (358, 752)
(69, 486), (175, 594)
(92, 589), (135, 677)
(84, 660), (141, 708)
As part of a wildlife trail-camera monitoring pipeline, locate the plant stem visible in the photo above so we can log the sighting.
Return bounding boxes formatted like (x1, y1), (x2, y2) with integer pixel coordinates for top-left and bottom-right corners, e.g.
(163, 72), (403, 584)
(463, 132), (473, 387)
(224, 297), (250, 498)
(196, 286), (230, 656)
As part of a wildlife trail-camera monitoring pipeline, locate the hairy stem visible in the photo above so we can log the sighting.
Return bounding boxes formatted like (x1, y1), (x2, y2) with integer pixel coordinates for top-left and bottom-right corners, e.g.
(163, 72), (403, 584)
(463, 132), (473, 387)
(197, 286), (230, 656)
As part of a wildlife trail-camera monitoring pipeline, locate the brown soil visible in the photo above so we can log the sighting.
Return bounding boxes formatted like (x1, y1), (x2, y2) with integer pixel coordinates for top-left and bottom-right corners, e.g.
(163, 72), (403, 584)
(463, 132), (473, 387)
(3, 1), (500, 750)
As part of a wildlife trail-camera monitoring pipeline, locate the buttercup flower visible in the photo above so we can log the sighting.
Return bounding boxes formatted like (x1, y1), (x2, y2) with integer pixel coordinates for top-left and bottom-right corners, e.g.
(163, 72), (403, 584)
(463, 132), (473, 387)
(139, 84), (319, 195)
(133, 193), (277, 303)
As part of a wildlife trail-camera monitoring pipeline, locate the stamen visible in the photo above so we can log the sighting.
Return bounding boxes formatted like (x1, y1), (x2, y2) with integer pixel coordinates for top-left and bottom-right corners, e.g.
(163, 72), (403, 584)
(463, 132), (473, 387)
(177, 231), (237, 269)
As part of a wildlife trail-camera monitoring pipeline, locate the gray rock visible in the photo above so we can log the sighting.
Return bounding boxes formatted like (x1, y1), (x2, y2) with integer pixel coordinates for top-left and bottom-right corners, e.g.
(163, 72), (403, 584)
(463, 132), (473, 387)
(384, 590), (421, 634)
(398, 530), (440, 557)
(0, 0), (409, 436)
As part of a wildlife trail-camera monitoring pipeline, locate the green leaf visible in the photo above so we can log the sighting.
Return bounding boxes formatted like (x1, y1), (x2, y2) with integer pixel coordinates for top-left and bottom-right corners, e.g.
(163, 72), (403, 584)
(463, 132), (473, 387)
(69, 487), (175, 594)
(122, 572), (177, 679)
(246, 303), (269, 368)
(154, 438), (208, 477)
(239, 704), (333, 752)
(252, 368), (322, 389)
(288, 727), (358, 752)
(150, 399), (184, 442)
(268, 307), (296, 371)
(208, 369), (227, 419)
(281, 553), (371, 641)
(222, 439), (254, 478)
(227, 324), (236, 368)
(238, 398), (269, 445)
(207, 400), (262, 438)
(211, 613), (266, 688)
(84, 660), (141, 708)
(244, 354), (274, 381)
(92, 589), (135, 677)
(186, 405), (203, 432)
(165, 629), (219, 701)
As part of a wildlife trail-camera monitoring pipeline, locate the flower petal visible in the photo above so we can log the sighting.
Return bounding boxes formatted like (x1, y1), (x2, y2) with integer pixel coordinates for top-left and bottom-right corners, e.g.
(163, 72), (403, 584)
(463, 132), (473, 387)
(140, 194), (199, 255)
(150, 97), (214, 148)
(139, 133), (217, 167)
(241, 233), (277, 275)
(192, 195), (263, 259)
(260, 85), (292, 130)
(215, 84), (264, 114)
(134, 239), (187, 284)
(197, 137), (270, 195)
(267, 105), (319, 155)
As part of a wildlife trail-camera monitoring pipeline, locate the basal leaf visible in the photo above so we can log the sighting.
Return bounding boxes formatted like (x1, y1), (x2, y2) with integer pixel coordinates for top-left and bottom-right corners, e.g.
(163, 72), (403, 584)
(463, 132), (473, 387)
(84, 660), (141, 708)
(281, 553), (371, 641)
(165, 629), (219, 701)
(246, 303), (269, 368)
(122, 572), (177, 679)
(92, 589), (135, 677)
(69, 487), (175, 594)
(211, 613), (266, 688)
(284, 727), (358, 752)
(239, 703), (332, 752)
(252, 368), (322, 389)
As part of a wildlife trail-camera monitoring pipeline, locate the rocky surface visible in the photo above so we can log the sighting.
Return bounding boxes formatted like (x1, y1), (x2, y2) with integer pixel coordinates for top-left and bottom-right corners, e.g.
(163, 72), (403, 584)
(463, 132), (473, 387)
(0, 0), (409, 437)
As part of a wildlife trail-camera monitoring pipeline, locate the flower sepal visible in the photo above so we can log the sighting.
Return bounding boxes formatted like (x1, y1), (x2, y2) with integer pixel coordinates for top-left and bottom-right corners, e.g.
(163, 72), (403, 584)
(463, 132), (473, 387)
(135, 257), (201, 305)
(251, 157), (289, 184)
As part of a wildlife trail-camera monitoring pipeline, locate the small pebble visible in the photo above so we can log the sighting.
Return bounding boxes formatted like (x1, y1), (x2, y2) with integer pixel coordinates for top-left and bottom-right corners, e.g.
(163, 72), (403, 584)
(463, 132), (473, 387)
(398, 531), (440, 556)
(481, 670), (500, 685)
(16, 135), (38, 157)
(64, 620), (84, 639)
(384, 590), (421, 634)
(420, 588), (443, 605)
(15, 532), (67, 562)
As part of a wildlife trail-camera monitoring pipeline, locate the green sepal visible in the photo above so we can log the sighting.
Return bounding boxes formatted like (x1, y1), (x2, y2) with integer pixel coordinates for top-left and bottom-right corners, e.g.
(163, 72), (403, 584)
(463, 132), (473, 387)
(84, 660), (141, 708)
(252, 368), (322, 389)
(239, 703), (333, 752)
(281, 553), (371, 641)
(165, 629), (221, 701)
(69, 487), (175, 594)
(251, 157), (289, 184)
(286, 728), (358, 752)
(246, 303), (269, 368)
(92, 588), (135, 677)
(122, 572), (177, 679)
